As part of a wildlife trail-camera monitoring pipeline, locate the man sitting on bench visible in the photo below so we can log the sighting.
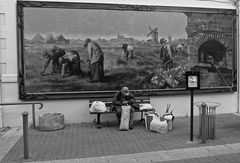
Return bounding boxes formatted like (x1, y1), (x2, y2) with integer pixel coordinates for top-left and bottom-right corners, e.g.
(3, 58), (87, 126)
(112, 87), (139, 130)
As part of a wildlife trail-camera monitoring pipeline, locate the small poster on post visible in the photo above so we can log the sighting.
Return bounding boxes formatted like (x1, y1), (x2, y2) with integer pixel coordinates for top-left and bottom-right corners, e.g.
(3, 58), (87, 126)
(188, 76), (198, 88)
(186, 71), (200, 90)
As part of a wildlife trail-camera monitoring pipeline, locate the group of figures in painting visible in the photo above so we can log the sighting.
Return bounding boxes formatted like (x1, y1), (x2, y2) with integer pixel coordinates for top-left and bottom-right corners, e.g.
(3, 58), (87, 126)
(40, 38), (104, 82)
(39, 33), (231, 90)
(40, 37), (186, 85)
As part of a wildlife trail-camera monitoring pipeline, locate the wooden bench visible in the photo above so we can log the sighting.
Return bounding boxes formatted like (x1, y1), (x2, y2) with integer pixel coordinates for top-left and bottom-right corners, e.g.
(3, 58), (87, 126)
(89, 96), (155, 128)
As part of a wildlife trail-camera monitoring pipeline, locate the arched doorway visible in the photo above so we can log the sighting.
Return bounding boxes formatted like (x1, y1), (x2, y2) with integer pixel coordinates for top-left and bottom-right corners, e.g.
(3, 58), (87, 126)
(198, 39), (226, 63)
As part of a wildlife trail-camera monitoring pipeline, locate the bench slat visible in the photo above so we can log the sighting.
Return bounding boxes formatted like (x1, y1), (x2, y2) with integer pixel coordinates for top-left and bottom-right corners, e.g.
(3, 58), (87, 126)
(90, 108), (154, 114)
(89, 96), (150, 103)
(89, 98), (150, 107)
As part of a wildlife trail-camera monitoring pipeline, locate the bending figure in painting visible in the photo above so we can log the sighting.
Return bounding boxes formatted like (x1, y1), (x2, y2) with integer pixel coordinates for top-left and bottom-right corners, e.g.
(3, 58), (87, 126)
(84, 38), (104, 82)
(41, 46), (65, 75)
(112, 87), (138, 130)
(59, 51), (82, 77)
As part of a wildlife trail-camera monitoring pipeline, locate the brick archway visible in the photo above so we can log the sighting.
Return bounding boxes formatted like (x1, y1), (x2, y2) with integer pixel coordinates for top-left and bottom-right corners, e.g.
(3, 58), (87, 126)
(191, 33), (230, 54)
(198, 39), (226, 63)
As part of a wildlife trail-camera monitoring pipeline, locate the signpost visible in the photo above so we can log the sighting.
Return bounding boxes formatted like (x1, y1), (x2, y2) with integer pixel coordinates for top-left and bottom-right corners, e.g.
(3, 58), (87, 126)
(185, 71), (200, 141)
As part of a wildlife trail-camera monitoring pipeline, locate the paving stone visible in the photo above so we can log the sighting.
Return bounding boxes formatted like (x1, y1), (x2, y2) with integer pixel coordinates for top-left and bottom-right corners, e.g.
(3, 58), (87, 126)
(107, 155), (137, 163)
(52, 158), (79, 163)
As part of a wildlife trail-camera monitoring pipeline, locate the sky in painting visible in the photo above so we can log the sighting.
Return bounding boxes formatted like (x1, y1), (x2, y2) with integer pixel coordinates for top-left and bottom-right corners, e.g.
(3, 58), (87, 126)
(24, 7), (187, 40)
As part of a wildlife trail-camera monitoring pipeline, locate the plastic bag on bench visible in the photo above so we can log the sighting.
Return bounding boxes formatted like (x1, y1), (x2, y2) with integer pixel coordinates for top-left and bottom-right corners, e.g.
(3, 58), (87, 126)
(139, 103), (153, 110)
(90, 101), (107, 112)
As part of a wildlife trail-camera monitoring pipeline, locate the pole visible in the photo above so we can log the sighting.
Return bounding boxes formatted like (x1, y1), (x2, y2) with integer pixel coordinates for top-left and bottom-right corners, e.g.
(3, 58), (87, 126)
(201, 103), (207, 143)
(190, 89), (194, 141)
(237, 0), (240, 113)
(32, 104), (35, 129)
(0, 77), (3, 128)
(22, 111), (29, 159)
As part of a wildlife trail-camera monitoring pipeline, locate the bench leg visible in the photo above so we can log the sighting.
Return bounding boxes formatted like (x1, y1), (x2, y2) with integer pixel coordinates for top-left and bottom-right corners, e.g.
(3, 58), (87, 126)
(96, 113), (102, 129)
(140, 111), (144, 121)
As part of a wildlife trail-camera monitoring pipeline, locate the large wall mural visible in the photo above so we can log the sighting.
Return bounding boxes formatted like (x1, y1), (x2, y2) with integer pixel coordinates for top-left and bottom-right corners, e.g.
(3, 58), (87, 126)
(17, 1), (236, 100)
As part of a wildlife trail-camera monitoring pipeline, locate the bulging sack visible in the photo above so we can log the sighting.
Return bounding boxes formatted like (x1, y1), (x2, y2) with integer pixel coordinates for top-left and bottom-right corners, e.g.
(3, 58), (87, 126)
(119, 105), (131, 131)
(89, 101), (107, 112)
(150, 117), (168, 133)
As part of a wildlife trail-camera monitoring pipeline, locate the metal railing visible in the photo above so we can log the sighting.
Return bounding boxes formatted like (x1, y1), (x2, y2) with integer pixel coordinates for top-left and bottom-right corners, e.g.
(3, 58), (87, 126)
(0, 102), (43, 129)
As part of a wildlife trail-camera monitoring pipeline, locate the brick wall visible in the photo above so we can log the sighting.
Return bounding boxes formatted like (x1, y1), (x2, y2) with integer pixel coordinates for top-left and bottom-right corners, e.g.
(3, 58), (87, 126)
(186, 13), (233, 56)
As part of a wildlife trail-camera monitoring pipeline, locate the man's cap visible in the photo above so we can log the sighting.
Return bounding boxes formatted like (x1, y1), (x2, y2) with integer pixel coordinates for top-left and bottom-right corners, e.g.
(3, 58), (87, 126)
(160, 38), (167, 44)
(122, 87), (130, 96)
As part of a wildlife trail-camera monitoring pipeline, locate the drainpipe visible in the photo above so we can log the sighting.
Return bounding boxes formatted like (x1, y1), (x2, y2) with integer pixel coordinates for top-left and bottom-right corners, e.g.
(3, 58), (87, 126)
(237, 0), (240, 113)
(0, 75), (3, 128)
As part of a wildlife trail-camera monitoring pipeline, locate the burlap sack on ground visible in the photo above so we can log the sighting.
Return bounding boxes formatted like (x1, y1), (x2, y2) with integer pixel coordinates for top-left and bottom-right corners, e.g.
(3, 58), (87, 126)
(119, 105), (131, 131)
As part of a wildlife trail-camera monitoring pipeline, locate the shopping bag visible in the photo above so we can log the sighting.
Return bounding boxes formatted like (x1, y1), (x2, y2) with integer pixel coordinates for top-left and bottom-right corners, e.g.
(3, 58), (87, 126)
(163, 114), (174, 130)
(119, 105), (131, 131)
(163, 104), (174, 130)
(150, 116), (168, 133)
(145, 113), (156, 130)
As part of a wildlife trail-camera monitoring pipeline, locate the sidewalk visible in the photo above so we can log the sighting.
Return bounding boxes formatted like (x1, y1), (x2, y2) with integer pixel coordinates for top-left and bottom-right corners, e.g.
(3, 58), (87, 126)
(0, 113), (240, 163)
(26, 143), (240, 163)
(0, 127), (22, 162)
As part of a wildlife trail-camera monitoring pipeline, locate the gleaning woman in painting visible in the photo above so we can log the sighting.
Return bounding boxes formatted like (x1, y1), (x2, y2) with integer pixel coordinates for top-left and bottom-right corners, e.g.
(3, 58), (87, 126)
(40, 46), (65, 75)
(41, 46), (82, 78)
(59, 51), (83, 77)
(84, 38), (104, 82)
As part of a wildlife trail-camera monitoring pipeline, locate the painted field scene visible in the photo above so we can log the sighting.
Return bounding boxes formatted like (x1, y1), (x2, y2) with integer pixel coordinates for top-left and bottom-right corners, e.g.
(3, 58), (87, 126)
(21, 6), (234, 96)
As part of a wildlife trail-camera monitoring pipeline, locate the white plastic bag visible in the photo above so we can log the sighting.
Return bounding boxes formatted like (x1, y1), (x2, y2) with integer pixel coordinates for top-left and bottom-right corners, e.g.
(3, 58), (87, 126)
(89, 101), (107, 112)
(164, 114), (173, 120)
(163, 114), (174, 130)
(139, 103), (153, 110)
(150, 116), (168, 133)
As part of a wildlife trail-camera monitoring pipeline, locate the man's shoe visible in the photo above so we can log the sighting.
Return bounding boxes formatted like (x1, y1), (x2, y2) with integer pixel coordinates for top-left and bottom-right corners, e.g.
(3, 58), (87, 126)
(129, 126), (133, 130)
